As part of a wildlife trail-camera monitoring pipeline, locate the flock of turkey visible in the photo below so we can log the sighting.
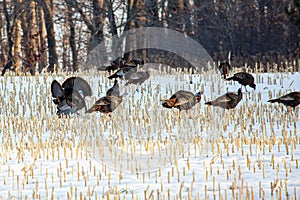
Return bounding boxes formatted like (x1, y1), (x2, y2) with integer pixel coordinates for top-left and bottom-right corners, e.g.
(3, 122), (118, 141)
(51, 59), (300, 116)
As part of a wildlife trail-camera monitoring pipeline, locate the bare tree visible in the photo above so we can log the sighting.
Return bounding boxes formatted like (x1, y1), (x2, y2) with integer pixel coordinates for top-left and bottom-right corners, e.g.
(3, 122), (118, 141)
(286, 0), (300, 29)
(146, 0), (159, 26)
(0, 0), (299, 74)
(37, 5), (48, 72)
(39, 0), (59, 73)
(13, 0), (22, 74)
(2, 0), (13, 75)
(65, 3), (78, 71)
(0, 12), (5, 68)
(166, 0), (184, 32)
(21, 0), (39, 74)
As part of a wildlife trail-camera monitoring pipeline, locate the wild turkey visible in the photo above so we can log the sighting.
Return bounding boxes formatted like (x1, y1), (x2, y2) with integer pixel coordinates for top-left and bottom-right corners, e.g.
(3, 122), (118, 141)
(126, 59), (144, 66)
(268, 92), (300, 109)
(86, 94), (126, 114)
(86, 79), (125, 114)
(162, 90), (203, 111)
(106, 79), (120, 96)
(105, 57), (127, 72)
(51, 77), (92, 115)
(219, 61), (231, 79)
(125, 71), (150, 85)
(56, 91), (87, 116)
(107, 65), (137, 80)
(105, 58), (144, 72)
(226, 72), (256, 91)
(205, 88), (243, 109)
(111, 57), (126, 66)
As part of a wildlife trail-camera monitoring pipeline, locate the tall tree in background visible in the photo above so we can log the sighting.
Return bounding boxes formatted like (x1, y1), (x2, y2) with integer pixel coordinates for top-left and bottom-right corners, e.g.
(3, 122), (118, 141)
(2, 0), (18, 75)
(64, 0), (107, 68)
(37, 5), (48, 73)
(145, 0), (159, 61)
(0, 13), (4, 68)
(286, 0), (300, 29)
(65, 3), (78, 71)
(124, 0), (137, 60)
(146, 0), (159, 27)
(13, 0), (22, 74)
(285, 0), (300, 62)
(21, 0), (38, 74)
(91, 0), (106, 51)
(167, 0), (184, 32)
(134, 0), (147, 59)
(40, 0), (59, 73)
(0, 0), (300, 74)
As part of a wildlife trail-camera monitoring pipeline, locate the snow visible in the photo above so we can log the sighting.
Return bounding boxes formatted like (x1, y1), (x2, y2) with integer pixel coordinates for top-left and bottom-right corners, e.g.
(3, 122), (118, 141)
(0, 70), (299, 199)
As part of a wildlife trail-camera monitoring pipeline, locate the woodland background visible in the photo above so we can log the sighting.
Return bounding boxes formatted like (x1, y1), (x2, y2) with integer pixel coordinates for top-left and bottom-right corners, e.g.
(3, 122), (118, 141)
(0, 0), (299, 75)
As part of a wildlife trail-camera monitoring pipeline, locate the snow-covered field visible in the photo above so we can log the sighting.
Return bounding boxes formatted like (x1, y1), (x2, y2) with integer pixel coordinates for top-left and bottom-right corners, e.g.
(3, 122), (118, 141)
(0, 69), (299, 199)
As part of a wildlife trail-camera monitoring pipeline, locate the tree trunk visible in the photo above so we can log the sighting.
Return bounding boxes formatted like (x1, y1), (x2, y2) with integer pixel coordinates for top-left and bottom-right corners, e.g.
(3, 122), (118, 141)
(13, 0), (22, 75)
(124, 0), (137, 60)
(65, 0), (107, 68)
(37, 6), (48, 73)
(67, 4), (78, 71)
(0, 10), (5, 69)
(124, 0), (147, 60)
(40, 0), (58, 73)
(183, 0), (192, 36)
(2, 0), (14, 75)
(90, 0), (106, 51)
(146, 0), (159, 27)
(136, 0), (147, 59)
(21, 0), (38, 74)
(62, 22), (69, 70)
(167, 0), (184, 32)
(106, 0), (118, 52)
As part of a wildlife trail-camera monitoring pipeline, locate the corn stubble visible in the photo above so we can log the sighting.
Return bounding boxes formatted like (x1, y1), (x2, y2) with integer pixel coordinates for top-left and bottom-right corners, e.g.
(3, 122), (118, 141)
(0, 66), (299, 200)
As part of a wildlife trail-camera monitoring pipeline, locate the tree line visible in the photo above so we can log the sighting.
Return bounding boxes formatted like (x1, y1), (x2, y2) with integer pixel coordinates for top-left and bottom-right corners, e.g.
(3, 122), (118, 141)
(0, 0), (299, 75)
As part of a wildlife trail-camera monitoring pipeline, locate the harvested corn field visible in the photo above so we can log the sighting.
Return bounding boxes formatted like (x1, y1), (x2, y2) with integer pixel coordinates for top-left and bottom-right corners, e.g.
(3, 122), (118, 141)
(0, 68), (299, 200)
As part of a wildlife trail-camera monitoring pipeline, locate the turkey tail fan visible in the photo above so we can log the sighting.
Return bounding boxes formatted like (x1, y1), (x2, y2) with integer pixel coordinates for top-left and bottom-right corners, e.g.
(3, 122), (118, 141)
(62, 77), (92, 97)
(51, 80), (64, 98)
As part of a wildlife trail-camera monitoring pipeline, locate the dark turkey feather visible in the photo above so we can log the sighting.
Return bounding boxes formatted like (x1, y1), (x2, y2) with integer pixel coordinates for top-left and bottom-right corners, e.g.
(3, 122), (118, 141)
(106, 79), (120, 97)
(62, 77), (92, 97)
(51, 77), (91, 116)
(226, 72), (256, 91)
(268, 92), (300, 108)
(162, 90), (202, 111)
(51, 80), (64, 99)
(205, 88), (243, 109)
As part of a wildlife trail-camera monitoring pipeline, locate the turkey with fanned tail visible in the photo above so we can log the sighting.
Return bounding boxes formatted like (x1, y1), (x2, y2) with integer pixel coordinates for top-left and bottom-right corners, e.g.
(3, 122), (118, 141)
(51, 77), (92, 116)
